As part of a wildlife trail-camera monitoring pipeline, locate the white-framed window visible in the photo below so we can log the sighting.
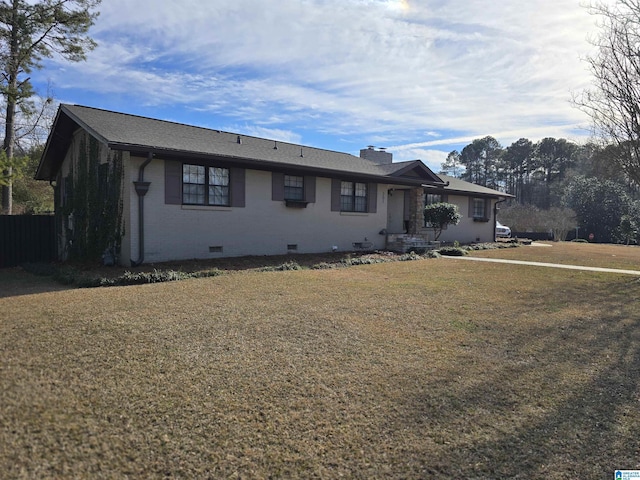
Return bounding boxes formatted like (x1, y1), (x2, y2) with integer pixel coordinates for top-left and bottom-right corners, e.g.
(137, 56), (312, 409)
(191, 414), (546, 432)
(341, 181), (367, 212)
(472, 198), (485, 218)
(182, 164), (229, 206)
(284, 175), (304, 201)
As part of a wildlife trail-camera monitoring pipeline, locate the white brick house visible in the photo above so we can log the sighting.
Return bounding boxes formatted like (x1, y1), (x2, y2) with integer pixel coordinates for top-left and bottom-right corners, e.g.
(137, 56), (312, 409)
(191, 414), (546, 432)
(36, 105), (511, 266)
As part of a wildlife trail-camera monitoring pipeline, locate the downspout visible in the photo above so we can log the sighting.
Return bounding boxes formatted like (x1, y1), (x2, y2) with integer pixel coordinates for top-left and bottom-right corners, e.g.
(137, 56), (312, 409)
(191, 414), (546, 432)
(131, 152), (154, 267)
(494, 197), (507, 240)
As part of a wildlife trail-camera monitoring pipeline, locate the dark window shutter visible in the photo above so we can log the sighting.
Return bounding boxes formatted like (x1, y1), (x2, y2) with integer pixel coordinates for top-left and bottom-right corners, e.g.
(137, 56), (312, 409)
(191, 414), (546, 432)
(367, 183), (377, 213)
(468, 197), (474, 217)
(272, 172), (284, 201)
(442, 194), (448, 203)
(165, 160), (182, 205)
(331, 179), (341, 211)
(304, 176), (316, 203)
(484, 199), (490, 219)
(230, 168), (245, 207)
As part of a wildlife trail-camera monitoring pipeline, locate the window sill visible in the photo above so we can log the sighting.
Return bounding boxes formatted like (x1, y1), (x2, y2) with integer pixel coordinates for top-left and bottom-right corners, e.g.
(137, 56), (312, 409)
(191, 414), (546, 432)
(181, 205), (232, 212)
(285, 200), (308, 208)
(473, 217), (490, 222)
(340, 211), (369, 216)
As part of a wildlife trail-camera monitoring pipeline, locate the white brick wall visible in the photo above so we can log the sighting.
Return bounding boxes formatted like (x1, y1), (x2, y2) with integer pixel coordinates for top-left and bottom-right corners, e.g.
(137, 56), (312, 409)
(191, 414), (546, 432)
(421, 194), (497, 244)
(125, 157), (394, 264)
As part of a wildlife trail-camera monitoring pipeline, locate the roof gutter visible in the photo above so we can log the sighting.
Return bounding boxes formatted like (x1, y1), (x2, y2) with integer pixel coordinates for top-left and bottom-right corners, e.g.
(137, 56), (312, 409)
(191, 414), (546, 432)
(112, 144), (448, 188)
(422, 181), (449, 188)
(131, 152), (153, 267)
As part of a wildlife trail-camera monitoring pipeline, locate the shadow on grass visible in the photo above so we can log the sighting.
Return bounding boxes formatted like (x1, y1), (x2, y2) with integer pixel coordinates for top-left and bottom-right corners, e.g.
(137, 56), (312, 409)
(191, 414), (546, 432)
(400, 278), (640, 478)
(0, 268), (71, 299)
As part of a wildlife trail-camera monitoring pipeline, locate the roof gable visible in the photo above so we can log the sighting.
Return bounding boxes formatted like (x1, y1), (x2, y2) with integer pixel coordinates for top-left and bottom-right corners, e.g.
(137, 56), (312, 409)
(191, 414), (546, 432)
(377, 160), (444, 183)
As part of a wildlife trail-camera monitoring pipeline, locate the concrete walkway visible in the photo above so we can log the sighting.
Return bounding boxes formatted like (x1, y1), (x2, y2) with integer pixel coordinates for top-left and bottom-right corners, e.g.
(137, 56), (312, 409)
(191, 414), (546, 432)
(443, 255), (640, 276)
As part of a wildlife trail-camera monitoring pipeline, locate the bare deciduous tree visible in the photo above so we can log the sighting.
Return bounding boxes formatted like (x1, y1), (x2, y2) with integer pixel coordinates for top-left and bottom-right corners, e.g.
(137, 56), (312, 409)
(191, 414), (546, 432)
(575, 0), (640, 185)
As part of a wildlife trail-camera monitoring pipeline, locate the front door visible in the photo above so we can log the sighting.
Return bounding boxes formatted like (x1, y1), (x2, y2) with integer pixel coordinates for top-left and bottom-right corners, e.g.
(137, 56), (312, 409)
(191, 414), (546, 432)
(386, 189), (406, 233)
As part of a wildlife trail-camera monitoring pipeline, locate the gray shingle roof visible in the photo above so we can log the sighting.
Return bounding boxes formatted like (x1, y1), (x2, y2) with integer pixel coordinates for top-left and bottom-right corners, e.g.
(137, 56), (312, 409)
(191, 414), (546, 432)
(432, 174), (513, 198)
(37, 105), (443, 185)
(36, 105), (510, 200)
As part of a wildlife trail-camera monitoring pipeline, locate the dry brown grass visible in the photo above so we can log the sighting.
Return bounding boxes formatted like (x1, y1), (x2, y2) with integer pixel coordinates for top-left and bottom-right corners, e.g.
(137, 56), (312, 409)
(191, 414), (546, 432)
(483, 240), (640, 270)
(1, 243), (640, 478)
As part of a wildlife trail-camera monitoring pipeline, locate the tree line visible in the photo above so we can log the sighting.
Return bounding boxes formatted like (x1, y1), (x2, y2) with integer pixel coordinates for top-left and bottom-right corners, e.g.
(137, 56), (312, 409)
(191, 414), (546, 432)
(440, 136), (640, 243)
(434, 0), (640, 244)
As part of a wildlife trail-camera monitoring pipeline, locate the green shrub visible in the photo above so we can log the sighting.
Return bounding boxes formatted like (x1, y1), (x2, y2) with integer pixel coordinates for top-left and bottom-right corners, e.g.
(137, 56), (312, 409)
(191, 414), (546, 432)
(43, 266), (225, 288)
(437, 246), (468, 256)
(342, 256), (389, 266)
(259, 261), (303, 271)
(397, 251), (423, 261)
(464, 242), (521, 251)
(311, 262), (338, 270)
(423, 203), (461, 241)
(190, 269), (224, 279)
(101, 269), (189, 285)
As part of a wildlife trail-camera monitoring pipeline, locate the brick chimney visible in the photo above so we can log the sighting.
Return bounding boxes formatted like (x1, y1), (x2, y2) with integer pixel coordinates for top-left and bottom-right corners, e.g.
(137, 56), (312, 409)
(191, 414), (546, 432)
(360, 145), (393, 164)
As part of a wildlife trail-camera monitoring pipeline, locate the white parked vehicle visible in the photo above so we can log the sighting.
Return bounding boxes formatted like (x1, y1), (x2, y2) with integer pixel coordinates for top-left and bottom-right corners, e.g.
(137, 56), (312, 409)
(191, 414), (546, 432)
(496, 221), (511, 238)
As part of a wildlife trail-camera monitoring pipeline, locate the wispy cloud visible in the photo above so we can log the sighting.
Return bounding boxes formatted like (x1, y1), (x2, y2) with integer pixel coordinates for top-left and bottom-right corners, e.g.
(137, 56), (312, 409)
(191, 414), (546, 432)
(38, 0), (606, 170)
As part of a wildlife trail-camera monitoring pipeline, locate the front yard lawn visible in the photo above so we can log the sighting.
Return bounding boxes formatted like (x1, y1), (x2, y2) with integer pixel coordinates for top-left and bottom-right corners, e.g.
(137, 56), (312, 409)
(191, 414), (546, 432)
(1, 243), (639, 478)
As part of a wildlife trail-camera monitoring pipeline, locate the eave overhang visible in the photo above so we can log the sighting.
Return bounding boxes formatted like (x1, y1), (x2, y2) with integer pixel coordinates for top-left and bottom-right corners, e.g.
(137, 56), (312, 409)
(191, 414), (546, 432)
(423, 182), (514, 199)
(36, 105), (449, 189)
(119, 143), (446, 187)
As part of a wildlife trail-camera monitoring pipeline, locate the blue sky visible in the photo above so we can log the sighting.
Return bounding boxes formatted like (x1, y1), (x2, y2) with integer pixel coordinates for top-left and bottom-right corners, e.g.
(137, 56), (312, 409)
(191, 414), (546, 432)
(34, 0), (604, 171)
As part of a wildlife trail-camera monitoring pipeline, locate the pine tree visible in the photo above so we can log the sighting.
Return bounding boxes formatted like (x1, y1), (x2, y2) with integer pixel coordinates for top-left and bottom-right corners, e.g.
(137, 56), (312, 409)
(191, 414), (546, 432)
(0, 0), (100, 214)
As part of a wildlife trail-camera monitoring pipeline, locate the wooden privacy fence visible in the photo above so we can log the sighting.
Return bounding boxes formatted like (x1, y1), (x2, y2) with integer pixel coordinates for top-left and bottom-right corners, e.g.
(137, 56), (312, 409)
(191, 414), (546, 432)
(0, 215), (56, 268)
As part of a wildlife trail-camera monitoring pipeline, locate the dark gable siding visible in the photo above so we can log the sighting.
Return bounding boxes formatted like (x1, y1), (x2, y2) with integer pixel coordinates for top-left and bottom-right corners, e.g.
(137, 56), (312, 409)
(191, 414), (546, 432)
(165, 160), (182, 205)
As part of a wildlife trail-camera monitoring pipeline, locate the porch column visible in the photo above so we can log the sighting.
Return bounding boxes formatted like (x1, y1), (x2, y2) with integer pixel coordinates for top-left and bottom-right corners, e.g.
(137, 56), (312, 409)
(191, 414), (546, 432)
(407, 187), (425, 234)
